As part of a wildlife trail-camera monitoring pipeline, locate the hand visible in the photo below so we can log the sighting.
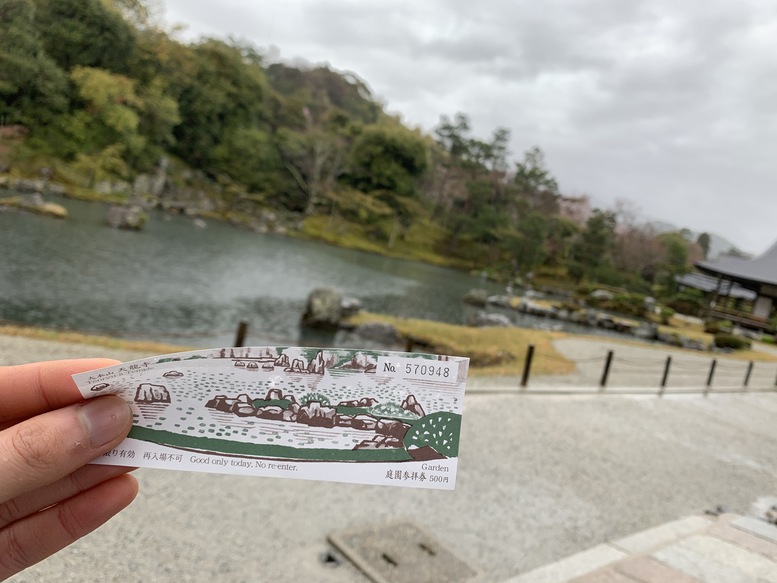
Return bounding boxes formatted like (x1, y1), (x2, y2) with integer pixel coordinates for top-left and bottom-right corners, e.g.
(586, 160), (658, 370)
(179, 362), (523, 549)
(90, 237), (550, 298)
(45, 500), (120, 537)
(0, 359), (138, 580)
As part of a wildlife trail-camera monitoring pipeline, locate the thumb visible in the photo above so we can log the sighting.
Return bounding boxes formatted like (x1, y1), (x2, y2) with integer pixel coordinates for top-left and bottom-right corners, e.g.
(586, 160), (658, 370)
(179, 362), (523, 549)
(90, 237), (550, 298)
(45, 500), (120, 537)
(0, 396), (133, 504)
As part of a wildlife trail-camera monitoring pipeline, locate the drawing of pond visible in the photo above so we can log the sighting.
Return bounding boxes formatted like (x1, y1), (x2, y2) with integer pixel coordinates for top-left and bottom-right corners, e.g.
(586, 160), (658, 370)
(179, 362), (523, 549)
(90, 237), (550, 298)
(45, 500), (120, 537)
(116, 358), (462, 455)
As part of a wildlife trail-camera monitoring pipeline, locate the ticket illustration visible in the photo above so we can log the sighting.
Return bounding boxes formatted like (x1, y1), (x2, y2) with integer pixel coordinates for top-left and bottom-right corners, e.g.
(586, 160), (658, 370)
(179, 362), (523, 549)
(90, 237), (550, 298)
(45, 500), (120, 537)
(72, 347), (469, 490)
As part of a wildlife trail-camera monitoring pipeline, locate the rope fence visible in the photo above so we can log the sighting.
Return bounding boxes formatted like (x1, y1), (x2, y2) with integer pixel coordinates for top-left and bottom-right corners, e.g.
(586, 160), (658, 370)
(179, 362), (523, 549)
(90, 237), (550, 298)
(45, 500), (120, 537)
(516, 343), (777, 396)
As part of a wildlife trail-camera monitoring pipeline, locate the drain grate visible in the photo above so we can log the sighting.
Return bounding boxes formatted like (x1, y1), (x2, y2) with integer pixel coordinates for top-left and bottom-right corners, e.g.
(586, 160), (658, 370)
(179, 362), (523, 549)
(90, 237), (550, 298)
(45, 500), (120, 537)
(328, 521), (477, 583)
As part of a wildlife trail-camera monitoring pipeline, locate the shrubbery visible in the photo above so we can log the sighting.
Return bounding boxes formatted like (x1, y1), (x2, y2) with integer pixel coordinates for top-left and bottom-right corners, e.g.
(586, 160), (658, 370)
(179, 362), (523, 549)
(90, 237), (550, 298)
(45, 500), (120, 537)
(403, 412), (461, 457)
(713, 332), (751, 350)
(704, 320), (733, 334)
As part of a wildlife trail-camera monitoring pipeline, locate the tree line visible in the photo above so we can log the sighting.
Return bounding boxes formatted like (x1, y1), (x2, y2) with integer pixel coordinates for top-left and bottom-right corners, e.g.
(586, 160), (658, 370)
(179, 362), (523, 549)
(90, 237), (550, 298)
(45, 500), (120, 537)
(0, 0), (710, 296)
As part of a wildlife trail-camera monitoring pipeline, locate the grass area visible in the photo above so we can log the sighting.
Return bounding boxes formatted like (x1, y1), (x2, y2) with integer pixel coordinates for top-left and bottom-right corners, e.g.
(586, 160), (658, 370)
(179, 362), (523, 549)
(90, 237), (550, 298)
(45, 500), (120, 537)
(301, 215), (470, 269)
(347, 311), (575, 377)
(0, 324), (188, 355)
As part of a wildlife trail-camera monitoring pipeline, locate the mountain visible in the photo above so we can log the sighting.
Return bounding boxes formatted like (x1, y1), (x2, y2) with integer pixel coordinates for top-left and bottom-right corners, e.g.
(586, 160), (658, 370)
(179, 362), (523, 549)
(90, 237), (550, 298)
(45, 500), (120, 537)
(647, 222), (750, 260)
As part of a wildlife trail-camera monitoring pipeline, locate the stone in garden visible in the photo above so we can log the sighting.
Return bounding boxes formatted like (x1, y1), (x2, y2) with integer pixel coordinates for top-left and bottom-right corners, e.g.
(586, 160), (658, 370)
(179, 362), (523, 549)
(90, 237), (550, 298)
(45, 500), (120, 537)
(106, 204), (147, 230)
(301, 288), (343, 329)
(376, 419), (411, 440)
(467, 311), (512, 327)
(463, 289), (489, 307)
(351, 415), (377, 431)
(354, 322), (400, 345)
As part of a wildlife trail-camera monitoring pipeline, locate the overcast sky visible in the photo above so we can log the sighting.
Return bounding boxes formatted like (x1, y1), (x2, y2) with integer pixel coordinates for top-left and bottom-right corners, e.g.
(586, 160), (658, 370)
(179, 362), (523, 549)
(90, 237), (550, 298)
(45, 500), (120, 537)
(162, 0), (777, 254)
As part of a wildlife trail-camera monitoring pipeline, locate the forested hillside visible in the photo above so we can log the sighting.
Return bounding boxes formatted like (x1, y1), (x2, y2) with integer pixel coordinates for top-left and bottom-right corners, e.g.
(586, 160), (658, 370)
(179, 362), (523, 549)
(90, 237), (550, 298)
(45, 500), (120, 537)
(1, 0), (708, 295)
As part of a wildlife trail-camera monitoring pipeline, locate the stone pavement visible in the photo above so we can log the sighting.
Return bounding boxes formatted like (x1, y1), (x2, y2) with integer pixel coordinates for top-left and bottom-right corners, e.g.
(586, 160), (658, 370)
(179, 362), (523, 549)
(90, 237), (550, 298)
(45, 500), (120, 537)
(506, 513), (777, 583)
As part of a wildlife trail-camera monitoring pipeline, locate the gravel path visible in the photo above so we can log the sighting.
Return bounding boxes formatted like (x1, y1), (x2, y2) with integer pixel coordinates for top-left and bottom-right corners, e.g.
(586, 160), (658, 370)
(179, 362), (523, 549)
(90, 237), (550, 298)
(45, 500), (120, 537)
(4, 335), (777, 583)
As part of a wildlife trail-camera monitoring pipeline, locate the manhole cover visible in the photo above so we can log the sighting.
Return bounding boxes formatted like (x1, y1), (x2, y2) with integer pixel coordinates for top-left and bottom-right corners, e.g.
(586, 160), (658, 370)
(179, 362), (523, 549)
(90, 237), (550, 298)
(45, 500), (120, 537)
(328, 521), (477, 583)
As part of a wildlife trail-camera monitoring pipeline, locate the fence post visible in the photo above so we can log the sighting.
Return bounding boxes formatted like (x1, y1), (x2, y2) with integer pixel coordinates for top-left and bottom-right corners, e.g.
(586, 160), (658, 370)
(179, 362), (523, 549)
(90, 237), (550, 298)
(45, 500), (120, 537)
(659, 356), (672, 396)
(520, 344), (535, 391)
(599, 350), (614, 392)
(743, 361), (754, 391)
(233, 321), (248, 348)
(704, 359), (717, 398)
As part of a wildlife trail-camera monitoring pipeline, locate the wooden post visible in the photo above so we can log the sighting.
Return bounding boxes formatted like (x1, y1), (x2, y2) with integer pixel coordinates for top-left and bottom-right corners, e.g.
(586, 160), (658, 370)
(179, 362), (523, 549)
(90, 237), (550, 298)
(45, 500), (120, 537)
(234, 321), (248, 348)
(659, 356), (672, 396)
(743, 361), (754, 390)
(704, 359), (717, 397)
(599, 350), (614, 392)
(405, 338), (414, 353)
(520, 345), (535, 391)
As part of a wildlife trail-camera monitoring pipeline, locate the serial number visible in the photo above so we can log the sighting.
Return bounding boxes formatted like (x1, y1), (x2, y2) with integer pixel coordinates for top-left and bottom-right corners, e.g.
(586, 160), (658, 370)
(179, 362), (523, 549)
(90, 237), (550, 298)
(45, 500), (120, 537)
(405, 364), (450, 378)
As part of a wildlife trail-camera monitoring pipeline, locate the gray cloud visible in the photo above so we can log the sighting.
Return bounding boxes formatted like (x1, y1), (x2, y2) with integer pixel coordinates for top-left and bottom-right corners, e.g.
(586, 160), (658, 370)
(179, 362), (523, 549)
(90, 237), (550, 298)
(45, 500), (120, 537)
(164, 0), (777, 253)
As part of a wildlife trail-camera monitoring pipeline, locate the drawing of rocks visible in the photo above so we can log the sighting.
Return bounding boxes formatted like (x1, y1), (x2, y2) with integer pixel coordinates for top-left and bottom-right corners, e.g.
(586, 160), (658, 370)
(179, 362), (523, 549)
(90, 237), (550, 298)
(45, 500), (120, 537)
(407, 446), (447, 461)
(352, 415), (377, 431)
(256, 406), (284, 421)
(297, 401), (337, 428)
(376, 419), (411, 441)
(163, 371), (183, 378)
(91, 382), (110, 392)
(274, 354), (290, 367)
(337, 397), (378, 408)
(401, 394), (426, 418)
(230, 394), (254, 416)
(307, 351), (326, 374)
(285, 358), (306, 373)
(134, 383), (171, 404)
(339, 352), (377, 373)
(353, 435), (403, 450)
(265, 388), (284, 401)
(335, 414), (354, 427)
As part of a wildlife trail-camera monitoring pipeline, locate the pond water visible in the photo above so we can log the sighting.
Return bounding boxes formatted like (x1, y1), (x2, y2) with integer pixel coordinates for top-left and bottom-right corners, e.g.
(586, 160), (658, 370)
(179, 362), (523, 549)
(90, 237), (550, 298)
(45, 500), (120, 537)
(1, 198), (515, 347)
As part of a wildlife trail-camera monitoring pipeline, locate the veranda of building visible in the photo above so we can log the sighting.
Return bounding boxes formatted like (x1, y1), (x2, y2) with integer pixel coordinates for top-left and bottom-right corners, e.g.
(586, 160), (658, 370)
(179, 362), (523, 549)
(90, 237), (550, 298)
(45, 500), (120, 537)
(693, 241), (777, 332)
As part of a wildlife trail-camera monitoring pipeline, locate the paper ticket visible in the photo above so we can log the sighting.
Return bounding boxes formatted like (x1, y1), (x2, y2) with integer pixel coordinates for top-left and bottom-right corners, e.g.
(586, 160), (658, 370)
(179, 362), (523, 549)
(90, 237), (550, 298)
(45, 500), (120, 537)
(72, 347), (469, 490)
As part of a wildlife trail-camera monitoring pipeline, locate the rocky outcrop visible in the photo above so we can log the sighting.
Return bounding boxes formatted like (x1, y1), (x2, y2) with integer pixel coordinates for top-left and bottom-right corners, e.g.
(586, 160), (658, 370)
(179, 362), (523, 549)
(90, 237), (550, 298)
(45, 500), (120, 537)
(265, 389), (284, 401)
(407, 445), (447, 461)
(354, 322), (399, 345)
(340, 297), (362, 317)
(354, 436), (403, 450)
(376, 419), (411, 440)
(337, 397), (378, 408)
(297, 401), (337, 428)
(274, 354), (290, 368)
(301, 288), (343, 329)
(401, 395), (425, 418)
(467, 311), (512, 327)
(463, 289), (489, 307)
(205, 393), (431, 451)
(307, 351), (326, 374)
(135, 383), (171, 404)
(286, 358), (306, 373)
(352, 415), (377, 431)
(256, 406), (284, 421)
(106, 204), (147, 230)
(339, 353), (377, 373)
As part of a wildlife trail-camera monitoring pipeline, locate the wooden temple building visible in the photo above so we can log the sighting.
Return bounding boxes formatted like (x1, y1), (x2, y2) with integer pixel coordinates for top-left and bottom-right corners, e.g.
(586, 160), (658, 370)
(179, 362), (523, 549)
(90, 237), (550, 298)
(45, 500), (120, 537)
(694, 242), (777, 331)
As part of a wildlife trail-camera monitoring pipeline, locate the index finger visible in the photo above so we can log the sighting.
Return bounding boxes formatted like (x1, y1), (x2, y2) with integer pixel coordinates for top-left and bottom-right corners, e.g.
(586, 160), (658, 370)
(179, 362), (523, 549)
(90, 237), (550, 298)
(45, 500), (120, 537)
(0, 359), (121, 423)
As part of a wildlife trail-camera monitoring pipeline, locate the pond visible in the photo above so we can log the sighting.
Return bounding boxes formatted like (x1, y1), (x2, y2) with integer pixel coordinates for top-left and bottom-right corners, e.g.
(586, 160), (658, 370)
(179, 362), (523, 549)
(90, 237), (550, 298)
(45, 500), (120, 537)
(1, 198), (514, 347)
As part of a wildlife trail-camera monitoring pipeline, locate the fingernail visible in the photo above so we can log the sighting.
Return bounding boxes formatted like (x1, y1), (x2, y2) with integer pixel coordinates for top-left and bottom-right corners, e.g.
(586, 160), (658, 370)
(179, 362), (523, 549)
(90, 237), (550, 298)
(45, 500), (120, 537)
(78, 397), (132, 448)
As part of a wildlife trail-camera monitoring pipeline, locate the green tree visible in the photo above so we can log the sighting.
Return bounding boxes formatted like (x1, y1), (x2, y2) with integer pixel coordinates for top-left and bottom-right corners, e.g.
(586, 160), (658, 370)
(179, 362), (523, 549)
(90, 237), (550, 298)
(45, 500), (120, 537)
(513, 146), (560, 213)
(350, 123), (428, 199)
(0, 0), (67, 122)
(570, 210), (617, 281)
(170, 38), (268, 172)
(34, 0), (136, 73)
